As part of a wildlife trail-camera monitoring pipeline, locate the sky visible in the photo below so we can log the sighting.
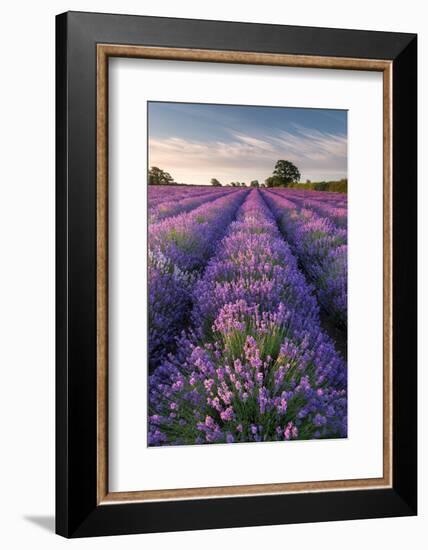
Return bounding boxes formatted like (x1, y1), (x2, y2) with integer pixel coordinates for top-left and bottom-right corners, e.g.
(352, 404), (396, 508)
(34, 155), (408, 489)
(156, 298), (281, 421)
(148, 102), (347, 186)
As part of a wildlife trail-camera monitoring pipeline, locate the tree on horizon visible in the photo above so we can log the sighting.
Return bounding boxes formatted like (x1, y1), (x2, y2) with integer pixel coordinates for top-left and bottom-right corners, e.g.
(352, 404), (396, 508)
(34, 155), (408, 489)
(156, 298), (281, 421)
(148, 166), (174, 185)
(265, 160), (301, 187)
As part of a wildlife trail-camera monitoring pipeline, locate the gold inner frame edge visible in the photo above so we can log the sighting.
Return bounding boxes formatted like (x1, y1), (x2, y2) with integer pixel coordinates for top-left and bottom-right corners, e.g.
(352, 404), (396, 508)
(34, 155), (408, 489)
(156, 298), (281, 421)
(96, 44), (393, 505)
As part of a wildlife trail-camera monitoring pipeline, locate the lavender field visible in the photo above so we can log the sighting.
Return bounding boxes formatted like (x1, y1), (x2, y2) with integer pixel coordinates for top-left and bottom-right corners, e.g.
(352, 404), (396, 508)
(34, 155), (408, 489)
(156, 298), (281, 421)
(148, 186), (348, 446)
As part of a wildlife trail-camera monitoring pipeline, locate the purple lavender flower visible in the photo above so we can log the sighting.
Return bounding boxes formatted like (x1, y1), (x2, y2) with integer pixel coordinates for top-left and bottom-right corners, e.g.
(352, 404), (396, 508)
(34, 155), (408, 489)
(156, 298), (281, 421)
(148, 189), (347, 447)
(149, 189), (248, 368)
(262, 189), (347, 328)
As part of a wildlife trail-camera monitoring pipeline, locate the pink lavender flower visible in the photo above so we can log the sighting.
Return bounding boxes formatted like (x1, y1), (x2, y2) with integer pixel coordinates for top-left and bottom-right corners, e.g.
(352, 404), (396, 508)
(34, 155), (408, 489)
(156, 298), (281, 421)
(284, 422), (299, 440)
(220, 407), (235, 422)
(277, 398), (288, 414)
(203, 378), (215, 392)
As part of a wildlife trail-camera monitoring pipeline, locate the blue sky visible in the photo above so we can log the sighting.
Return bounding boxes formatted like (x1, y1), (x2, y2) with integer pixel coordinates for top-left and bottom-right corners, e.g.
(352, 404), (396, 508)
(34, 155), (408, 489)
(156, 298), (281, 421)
(148, 102), (347, 185)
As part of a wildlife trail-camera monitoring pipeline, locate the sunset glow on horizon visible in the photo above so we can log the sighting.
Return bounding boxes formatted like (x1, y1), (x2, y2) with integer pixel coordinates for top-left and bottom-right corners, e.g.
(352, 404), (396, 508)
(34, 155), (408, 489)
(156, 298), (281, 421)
(148, 102), (347, 186)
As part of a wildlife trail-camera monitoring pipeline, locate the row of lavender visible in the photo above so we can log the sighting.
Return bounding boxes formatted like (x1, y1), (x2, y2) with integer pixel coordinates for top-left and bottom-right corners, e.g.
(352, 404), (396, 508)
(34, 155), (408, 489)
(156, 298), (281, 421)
(278, 188), (347, 207)
(148, 189), (249, 369)
(149, 187), (236, 223)
(269, 188), (347, 229)
(149, 189), (347, 446)
(280, 195), (346, 229)
(262, 190), (347, 328)
(148, 185), (221, 208)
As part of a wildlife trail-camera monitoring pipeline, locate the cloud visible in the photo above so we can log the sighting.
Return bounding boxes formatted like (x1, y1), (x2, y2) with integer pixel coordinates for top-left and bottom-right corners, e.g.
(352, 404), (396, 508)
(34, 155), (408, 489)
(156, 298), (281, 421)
(149, 126), (347, 185)
(230, 133), (276, 152)
(273, 127), (347, 161)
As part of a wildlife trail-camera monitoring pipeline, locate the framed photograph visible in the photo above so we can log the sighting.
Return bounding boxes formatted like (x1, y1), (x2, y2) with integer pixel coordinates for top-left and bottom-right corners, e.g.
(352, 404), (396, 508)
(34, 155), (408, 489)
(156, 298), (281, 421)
(56, 11), (417, 538)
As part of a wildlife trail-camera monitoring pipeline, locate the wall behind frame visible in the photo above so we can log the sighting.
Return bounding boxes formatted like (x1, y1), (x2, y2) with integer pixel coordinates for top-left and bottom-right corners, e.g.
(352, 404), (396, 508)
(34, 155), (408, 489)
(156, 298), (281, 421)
(0, 0), (424, 548)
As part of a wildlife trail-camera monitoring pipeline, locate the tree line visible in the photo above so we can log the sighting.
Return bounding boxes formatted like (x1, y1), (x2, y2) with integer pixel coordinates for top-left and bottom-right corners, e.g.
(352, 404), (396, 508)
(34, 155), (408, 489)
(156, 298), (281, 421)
(149, 160), (300, 188)
(148, 161), (347, 193)
(211, 160), (301, 188)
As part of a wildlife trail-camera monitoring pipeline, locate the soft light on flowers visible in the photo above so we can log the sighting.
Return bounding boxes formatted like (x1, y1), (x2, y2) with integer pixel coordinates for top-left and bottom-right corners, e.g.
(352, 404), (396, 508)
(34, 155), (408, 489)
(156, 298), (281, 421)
(148, 189), (347, 446)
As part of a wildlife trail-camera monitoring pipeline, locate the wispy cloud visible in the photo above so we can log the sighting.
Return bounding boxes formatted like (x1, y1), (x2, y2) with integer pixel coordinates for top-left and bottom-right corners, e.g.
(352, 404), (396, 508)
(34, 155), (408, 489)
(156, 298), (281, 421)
(149, 126), (347, 185)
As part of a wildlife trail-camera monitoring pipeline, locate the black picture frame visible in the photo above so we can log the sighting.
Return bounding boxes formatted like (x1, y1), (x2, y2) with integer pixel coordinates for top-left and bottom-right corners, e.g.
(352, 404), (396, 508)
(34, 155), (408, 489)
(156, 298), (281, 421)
(56, 11), (417, 538)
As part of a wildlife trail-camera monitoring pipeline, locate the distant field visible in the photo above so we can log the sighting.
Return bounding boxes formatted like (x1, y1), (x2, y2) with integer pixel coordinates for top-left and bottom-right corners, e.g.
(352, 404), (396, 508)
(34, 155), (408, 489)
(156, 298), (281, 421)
(148, 186), (347, 447)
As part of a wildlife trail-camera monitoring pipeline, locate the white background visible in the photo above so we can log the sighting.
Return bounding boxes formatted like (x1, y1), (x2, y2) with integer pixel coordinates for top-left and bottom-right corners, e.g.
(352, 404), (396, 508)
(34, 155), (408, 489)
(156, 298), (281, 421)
(109, 59), (383, 492)
(0, 0), (425, 548)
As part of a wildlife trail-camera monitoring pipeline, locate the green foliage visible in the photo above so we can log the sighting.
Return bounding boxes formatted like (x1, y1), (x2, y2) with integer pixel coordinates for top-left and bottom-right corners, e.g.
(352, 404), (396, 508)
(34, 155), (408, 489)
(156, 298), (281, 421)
(266, 160), (301, 187)
(217, 314), (288, 365)
(326, 179), (348, 193)
(148, 166), (174, 185)
(250, 180), (260, 188)
(314, 181), (328, 191)
(288, 178), (347, 193)
(210, 178), (222, 187)
(264, 175), (283, 188)
(163, 227), (198, 252)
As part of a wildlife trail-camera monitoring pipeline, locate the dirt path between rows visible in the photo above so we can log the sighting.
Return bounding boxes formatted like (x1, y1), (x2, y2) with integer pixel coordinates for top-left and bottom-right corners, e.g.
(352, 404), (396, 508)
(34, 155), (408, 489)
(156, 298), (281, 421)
(319, 309), (347, 361)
